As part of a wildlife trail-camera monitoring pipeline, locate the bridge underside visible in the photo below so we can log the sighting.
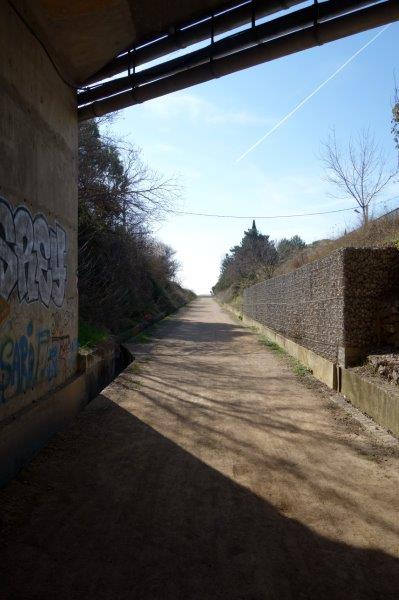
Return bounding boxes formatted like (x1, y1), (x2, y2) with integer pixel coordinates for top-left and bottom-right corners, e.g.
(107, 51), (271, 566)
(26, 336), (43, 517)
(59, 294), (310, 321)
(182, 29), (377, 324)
(76, 0), (399, 120)
(10, 1), (399, 118)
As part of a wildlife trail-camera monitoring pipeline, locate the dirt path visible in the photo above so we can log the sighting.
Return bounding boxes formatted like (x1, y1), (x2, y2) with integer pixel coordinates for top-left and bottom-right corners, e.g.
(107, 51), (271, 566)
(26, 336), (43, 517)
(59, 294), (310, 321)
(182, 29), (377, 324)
(1, 297), (399, 599)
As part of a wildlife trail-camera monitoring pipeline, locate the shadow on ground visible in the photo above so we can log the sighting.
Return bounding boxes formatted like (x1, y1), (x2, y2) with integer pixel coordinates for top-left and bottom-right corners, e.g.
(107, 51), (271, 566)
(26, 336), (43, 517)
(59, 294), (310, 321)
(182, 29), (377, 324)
(1, 393), (398, 600)
(150, 319), (249, 344)
(1, 299), (398, 599)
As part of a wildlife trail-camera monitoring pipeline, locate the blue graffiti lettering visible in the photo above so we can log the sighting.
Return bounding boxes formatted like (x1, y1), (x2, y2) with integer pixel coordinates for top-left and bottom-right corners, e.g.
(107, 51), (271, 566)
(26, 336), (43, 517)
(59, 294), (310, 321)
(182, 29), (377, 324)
(0, 323), (77, 404)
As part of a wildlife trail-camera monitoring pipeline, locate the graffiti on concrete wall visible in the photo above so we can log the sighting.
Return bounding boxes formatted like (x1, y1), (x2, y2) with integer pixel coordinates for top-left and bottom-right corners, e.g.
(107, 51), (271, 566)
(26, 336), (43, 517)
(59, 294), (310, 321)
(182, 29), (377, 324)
(0, 320), (78, 403)
(0, 197), (67, 308)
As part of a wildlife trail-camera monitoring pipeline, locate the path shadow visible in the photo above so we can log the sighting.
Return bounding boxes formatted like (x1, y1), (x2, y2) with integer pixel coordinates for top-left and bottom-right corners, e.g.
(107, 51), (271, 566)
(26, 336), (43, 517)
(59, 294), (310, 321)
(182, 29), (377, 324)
(1, 394), (398, 600)
(152, 320), (248, 344)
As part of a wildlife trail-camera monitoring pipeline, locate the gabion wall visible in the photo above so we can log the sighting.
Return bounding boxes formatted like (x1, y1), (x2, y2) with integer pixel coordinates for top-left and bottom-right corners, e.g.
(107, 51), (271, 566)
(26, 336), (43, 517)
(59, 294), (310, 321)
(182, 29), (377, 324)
(243, 248), (399, 362)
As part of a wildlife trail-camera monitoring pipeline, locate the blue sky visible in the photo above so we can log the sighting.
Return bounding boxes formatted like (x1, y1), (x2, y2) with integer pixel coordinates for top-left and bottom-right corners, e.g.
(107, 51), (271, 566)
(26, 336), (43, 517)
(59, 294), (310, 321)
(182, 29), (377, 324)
(107, 20), (398, 294)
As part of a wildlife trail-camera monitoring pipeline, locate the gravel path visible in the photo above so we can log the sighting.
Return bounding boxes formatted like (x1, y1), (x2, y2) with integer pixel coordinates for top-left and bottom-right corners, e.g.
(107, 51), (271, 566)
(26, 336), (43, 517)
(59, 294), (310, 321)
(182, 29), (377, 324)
(1, 297), (398, 599)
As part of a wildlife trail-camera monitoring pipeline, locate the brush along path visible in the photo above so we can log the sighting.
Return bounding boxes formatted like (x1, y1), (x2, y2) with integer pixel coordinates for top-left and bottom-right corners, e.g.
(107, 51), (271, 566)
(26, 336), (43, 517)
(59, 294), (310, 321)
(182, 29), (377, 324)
(1, 297), (398, 599)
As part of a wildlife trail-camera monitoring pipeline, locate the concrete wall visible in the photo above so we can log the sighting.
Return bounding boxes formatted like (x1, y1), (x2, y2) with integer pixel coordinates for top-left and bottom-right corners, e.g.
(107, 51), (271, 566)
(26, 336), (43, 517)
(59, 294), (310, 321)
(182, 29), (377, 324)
(0, 342), (132, 486)
(243, 247), (399, 365)
(0, 3), (78, 420)
(340, 369), (399, 437)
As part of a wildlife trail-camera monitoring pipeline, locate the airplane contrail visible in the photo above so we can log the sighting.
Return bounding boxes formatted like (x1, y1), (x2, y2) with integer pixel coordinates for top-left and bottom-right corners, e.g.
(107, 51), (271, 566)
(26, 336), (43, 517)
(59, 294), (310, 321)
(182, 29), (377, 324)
(235, 24), (390, 163)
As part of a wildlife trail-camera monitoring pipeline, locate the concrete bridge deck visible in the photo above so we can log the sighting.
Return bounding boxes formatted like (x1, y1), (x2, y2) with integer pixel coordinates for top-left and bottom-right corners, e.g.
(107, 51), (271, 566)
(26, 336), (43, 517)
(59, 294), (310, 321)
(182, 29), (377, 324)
(1, 297), (398, 599)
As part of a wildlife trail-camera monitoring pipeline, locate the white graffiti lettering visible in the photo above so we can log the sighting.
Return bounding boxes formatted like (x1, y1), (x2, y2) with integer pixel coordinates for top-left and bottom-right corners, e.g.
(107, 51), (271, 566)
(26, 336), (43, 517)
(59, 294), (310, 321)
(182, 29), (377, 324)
(0, 197), (67, 307)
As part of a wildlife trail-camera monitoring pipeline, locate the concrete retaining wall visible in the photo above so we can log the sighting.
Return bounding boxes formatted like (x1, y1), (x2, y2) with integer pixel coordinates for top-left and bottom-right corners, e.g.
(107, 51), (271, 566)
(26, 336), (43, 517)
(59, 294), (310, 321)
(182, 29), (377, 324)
(340, 369), (399, 437)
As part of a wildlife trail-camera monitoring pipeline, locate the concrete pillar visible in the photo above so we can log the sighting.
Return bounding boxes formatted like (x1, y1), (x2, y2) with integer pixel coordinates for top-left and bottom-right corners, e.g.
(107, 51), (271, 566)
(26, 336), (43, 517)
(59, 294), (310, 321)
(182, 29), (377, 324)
(0, 2), (78, 462)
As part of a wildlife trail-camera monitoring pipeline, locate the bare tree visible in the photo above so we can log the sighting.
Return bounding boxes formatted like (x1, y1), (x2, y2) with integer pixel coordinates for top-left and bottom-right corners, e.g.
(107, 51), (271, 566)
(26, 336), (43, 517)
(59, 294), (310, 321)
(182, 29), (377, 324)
(120, 145), (180, 228)
(321, 128), (398, 224)
(392, 82), (399, 155)
(79, 120), (181, 231)
(77, 119), (189, 333)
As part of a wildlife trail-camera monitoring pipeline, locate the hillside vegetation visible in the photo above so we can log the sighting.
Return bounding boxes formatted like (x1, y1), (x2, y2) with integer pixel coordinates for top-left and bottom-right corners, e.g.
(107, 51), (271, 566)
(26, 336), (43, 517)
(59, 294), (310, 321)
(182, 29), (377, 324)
(275, 210), (399, 276)
(78, 120), (194, 345)
(213, 212), (399, 310)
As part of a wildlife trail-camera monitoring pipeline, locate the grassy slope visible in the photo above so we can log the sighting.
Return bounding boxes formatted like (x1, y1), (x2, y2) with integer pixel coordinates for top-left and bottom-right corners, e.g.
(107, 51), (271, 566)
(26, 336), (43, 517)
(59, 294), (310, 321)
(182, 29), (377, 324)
(275, 212), (399, 276)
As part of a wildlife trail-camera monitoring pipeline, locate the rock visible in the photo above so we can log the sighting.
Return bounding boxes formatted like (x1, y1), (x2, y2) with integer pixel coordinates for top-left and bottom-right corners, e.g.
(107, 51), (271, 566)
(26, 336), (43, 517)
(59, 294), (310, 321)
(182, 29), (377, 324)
(368, 355), (382, 367)
(378, 365), (389, 377)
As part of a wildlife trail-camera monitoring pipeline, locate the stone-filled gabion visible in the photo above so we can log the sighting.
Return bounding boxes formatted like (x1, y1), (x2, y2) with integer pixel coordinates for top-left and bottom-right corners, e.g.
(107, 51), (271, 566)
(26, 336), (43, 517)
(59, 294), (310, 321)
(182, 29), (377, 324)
(243, 247), (399, 362)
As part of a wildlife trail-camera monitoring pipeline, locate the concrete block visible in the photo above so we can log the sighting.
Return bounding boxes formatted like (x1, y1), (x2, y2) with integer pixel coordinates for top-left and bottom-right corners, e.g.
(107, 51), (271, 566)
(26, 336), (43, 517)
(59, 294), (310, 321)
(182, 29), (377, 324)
(341, 369), (399, 437)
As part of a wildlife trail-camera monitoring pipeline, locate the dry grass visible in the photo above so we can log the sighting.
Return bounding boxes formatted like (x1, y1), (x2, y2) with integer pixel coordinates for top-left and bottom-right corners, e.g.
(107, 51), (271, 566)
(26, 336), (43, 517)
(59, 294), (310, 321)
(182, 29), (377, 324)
(275, 212), (399, 276)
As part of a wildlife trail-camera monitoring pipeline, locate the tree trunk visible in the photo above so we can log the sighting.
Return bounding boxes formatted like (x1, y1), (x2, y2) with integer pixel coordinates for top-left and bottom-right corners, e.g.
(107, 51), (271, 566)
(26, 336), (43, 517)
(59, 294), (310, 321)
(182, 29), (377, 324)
(362, 204), (369, 224)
